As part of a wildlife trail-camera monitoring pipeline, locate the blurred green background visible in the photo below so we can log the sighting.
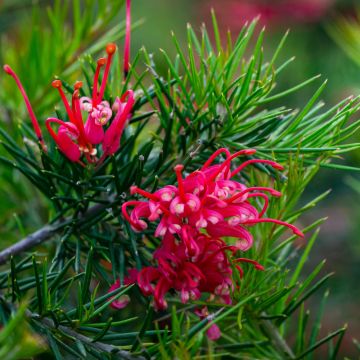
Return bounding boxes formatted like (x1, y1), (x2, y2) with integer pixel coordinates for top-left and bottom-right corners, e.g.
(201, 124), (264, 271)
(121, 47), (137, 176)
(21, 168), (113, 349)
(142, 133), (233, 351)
(1, 0), (359, 357)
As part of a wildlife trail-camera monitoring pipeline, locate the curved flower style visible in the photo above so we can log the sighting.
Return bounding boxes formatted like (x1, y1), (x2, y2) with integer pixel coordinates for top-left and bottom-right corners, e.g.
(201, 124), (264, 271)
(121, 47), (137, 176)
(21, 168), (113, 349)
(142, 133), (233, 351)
(118, 148), (303, 311)
(3, 1), (133, 166)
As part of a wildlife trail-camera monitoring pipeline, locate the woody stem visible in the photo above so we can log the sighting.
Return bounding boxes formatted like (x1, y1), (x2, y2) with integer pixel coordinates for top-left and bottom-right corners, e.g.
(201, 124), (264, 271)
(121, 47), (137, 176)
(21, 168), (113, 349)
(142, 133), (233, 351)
(0, 203), (108, 265)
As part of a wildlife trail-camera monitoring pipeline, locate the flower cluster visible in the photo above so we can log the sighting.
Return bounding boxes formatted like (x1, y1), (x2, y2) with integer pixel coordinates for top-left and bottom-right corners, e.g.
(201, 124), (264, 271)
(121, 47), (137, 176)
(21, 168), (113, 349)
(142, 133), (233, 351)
(3, 0), (133, 166)
(120, 148), (303, 311)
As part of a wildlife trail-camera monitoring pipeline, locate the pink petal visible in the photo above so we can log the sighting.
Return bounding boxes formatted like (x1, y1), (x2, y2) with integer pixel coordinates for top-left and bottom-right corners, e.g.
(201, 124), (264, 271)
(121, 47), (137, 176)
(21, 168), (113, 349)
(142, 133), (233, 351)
(206, 323), (221, 341)
(110, 295), (130, 310)
(84, 115), (104, 144)
(108, 280), (131, 310)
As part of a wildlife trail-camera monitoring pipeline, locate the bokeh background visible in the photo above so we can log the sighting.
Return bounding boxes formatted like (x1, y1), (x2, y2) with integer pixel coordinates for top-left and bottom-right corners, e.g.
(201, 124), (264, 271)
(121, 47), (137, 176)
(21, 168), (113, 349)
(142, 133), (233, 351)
(1, 0), (359, 357)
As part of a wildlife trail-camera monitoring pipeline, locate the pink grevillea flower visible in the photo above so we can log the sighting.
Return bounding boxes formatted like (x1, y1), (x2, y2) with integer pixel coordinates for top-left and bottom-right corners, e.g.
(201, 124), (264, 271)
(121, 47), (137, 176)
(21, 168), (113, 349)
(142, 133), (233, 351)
(134, 233), (263, 311)
(112, 234), (264, 311)
(4, 44), (134, 166)
(3, 1), (133, 166)
(122, 148), (303, 256)
(195, 307), (221, 341)
(108, 282), (131, 310)
(47, 44), (135, 165)
(108, 269), (138, 310)
(119, 149), (302, 310)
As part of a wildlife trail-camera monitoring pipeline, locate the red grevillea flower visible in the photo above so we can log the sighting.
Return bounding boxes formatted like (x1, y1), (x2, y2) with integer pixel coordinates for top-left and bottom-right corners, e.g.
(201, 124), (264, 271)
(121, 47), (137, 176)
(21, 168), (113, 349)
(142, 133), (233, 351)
(122, 148), (303, 256)
(136, 233), (265, 310)
(3, 1), (133, 166)
(109, 233), (263, 311)
(119, 148), (302, 311)
(108, 269), (138, 309)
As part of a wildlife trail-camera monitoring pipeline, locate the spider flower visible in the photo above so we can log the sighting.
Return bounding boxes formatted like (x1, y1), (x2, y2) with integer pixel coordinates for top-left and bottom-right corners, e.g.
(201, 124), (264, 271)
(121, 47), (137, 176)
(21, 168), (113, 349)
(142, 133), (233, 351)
(4, 45), (134, 166)
(108, 269), (138, 310)
(3, 1), (133, 166)
(119, 148), (302, 310)
(109, 234), (264, 311)
(122, 148), (304, 256)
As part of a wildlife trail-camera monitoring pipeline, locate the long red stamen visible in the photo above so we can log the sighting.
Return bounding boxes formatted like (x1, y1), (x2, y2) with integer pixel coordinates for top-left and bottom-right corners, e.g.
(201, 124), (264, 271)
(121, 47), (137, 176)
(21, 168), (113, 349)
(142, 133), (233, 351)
(45, 119), (59, 142)
(45, 117), (70, 131)
(247, 192), (269, 217)
(130, 186), (159, 201)
(72, 87), (86, 140)
(52, 80), (76, 124)
(97, 44), (116, 103)
(234, 258), (265, 271)
(209, 149), (257, 181)
(235, 265), (244, 278)
(92, 58), (106, 104)
(157, 259), (177, 278)
(174, 165), (186, 201)
(231, 159), (284, 177)
(4, 65), (45, 148)
(244, 218), (304, 237)
(84, 152), (92, 163)
(45, 117), (76, 137)
(123, 0), (131, 79)
(226, 187), (281, 203)
(201, 148), (231, 170)
(130, 186), (171, 215)
(121, 200), (146, 229)
(199, 245), (235, 264)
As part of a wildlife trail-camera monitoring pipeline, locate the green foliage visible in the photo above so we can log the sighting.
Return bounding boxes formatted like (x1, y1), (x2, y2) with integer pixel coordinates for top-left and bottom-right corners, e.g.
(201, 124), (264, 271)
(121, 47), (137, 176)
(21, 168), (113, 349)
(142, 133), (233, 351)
(0, 5), (358, 360)
(327, 9), (360, 68)
(0, 0), (132, 113)
(0, 0), (143, 246)
(0, 301), (47, 359)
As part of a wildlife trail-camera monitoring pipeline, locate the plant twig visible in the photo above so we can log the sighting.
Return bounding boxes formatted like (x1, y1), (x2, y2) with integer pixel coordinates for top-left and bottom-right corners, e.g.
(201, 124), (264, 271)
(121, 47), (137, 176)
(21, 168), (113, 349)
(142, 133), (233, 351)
(25, 309), (145, 360)
(0, 203), (107, 265)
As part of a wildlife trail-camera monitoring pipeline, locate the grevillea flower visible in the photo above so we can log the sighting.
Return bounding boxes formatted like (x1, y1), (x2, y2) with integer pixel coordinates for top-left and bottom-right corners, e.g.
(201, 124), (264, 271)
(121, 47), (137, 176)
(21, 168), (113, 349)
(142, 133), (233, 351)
(118, 148), (302, 312)
(3, 1), (133, 166)
(136, 233), (266, 310)
(108, 269), (138, 310)
(122, 148), (303, 255)
(109, 233), (264, 311)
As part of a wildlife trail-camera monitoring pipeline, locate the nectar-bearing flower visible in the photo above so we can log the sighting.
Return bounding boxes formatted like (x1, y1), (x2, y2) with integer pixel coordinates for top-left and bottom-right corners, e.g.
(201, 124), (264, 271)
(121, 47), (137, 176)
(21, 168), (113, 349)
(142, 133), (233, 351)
(4, 45), (134, 166)
(122, 148), (303, 255)
(3, 1), (133, 166)
(135, 233), (265, 310)
(116, 148), (303, 311)
(109, 233), (264, 311)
